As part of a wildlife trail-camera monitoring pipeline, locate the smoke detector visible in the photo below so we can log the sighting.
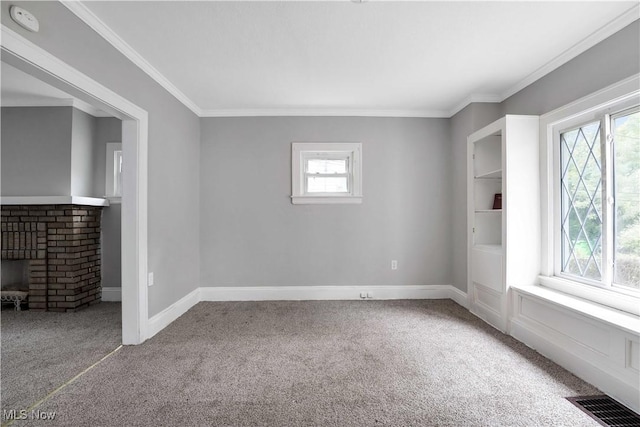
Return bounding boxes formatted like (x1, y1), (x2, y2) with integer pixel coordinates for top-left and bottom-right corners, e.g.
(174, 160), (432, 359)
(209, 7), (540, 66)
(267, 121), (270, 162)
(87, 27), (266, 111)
(10, 6), (39, 33)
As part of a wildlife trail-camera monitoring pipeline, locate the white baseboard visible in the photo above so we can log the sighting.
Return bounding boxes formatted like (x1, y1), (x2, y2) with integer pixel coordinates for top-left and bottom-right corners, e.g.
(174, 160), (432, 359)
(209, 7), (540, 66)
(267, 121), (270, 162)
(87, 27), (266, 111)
(448, 286), (469, 309)
(145, 285), (464, 338)
(199, 284), (455, 302)
(145, 284), (467, 343)
(146, 288), (200, 340)
(101, 287), (122, 302)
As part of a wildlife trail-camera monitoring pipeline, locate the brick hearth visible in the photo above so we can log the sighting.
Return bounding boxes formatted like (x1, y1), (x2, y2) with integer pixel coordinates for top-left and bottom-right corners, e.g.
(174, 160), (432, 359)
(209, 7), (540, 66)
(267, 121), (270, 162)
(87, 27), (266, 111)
(1, 205), (103, 312)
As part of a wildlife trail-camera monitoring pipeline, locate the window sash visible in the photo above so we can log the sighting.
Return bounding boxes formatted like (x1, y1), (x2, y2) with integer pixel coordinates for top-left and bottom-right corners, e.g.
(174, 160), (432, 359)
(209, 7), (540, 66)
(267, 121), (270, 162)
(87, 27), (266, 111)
(555, 108), (639, 291)
(291, 142), (362, 204)
(610, 106), (640, 290)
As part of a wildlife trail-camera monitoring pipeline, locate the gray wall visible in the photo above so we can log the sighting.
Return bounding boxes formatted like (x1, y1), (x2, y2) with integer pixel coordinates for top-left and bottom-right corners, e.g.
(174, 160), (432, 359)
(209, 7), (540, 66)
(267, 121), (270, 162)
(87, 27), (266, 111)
(101, 203), (122, 288)
(2, 1), (201, 317)
(93, 118), (123, 289)
(449, 20), (640, 292)
(92, 117), (122, 197)
(200, 117), (451, 287)
(1, 106), (73, 196)
(501, 21), (640, 116)
(70, 108), (97, 196)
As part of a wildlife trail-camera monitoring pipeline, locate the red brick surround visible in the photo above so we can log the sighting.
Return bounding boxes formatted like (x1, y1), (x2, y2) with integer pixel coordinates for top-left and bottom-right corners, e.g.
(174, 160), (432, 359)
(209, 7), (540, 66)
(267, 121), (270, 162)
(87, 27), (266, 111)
(1, 205), (103, 312)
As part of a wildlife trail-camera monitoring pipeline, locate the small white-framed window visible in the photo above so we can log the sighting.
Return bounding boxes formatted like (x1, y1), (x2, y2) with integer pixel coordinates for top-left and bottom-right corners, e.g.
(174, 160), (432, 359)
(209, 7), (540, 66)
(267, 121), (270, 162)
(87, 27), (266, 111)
(540, 75), (639, 314)
(105, 142), (122, 200)
(291, 142), (362, 204)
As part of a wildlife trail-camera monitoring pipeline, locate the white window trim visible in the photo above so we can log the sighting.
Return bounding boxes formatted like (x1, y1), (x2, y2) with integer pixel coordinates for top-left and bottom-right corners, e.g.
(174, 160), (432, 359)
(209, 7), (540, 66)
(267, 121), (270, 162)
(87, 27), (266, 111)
(291, 142), (362, 204)
(539, 74), (640, 315)
(105, 142), (122, 203)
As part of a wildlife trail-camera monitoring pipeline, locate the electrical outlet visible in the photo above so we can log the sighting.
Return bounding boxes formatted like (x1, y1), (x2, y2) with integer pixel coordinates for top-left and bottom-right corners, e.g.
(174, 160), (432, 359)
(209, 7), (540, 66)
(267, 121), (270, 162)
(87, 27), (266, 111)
(391, 260), (398, 270)
(148, 272), (154, 287)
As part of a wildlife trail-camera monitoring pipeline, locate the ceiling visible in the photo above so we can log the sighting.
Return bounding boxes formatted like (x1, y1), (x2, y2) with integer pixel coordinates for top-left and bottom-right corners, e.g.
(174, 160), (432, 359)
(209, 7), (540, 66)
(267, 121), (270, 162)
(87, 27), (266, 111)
(64, 1), (639, 117)
(1, 61), (110, 117)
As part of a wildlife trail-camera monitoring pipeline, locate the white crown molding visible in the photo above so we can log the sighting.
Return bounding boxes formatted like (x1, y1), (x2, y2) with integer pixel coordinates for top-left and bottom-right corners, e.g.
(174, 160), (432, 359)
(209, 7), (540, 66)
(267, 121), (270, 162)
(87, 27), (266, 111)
(500, 3), (640, 102)
(60, 1), (202, 117)
(447, 94), (502, 117)
(61, 2), (638, 119)
(446, 4), (639, 118)
(199, 108), (450, 118)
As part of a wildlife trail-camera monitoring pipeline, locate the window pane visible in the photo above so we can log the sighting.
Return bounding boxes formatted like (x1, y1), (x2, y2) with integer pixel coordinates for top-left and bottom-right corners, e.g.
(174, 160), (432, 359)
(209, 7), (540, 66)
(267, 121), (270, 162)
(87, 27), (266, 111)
(307, 176), (348, 193)
(560, 121), (603, 281)
(306, 159), (347, 174)
(613, 110), (640, 289)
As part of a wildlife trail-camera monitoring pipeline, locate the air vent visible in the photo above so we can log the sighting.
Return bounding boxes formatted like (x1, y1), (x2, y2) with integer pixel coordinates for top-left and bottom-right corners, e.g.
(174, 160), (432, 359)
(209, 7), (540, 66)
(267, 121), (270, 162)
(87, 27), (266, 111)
(567, 395), (640, 427)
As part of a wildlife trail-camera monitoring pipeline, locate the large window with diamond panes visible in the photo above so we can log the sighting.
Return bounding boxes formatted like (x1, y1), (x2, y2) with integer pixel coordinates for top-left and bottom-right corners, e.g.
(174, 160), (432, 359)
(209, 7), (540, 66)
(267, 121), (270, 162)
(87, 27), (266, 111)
(559, 107), (639, 290)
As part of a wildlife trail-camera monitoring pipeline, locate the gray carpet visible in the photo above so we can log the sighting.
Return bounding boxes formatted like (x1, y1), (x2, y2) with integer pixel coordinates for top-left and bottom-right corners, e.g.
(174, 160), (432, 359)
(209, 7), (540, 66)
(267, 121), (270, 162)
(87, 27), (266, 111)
(1, 302), (121, 414)
(4, 300), (601, 426)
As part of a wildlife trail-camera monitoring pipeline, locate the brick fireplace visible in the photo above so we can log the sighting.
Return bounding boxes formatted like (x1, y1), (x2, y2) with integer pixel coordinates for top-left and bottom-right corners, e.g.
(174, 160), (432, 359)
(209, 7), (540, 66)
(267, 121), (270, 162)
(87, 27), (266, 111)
(1, 204), (103, 312)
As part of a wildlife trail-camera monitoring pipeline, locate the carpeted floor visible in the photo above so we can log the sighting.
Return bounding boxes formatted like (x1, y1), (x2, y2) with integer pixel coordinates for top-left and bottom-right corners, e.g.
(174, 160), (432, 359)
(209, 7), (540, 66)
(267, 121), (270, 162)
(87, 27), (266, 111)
(0, 302), (122, 415)
(2, 300), (602, 426)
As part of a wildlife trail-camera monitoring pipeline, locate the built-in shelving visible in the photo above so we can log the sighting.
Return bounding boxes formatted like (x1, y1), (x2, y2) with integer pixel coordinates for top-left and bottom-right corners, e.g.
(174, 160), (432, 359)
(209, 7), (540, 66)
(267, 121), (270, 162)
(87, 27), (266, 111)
(467, 115), (540, 332)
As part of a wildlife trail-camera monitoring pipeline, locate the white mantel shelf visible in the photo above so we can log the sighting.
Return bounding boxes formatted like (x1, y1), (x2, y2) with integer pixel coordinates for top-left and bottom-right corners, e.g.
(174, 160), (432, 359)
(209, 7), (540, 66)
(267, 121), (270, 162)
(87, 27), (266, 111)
(0, 196), (110, 207)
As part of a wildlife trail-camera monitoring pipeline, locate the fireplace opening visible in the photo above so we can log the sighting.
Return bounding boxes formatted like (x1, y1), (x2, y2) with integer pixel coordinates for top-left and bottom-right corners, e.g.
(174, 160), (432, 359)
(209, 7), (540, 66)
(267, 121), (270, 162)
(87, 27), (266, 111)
(1, 260), (29, 310)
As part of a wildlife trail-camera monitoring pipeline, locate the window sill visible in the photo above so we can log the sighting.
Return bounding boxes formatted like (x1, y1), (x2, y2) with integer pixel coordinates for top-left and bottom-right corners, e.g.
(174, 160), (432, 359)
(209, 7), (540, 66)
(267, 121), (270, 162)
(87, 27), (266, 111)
(512, 283), (640, 335)
(536, 275), (640, 317)
(291, 196), (362, 205)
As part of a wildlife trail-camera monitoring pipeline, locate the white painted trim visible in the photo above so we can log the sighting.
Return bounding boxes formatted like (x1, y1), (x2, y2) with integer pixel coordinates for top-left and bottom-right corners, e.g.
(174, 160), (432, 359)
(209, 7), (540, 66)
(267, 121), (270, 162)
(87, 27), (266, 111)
(447, 94), (502, 118)
(539, 276), (640, 318)
(147, 288), (200, 340)
(141, 285), (467, 341)
(511, 287), (640, 413)
(199, 285), (454, 302)
(448, 286), (469, 309)
(500, 4), (640, 101)
(60, 1), (201, 117)
(513, 285), (639, 335)
(1, 25), (149, 345)
(101, 287), (122, 302)
(0, 196), (109, 206)
(291, 196), (363, 205)
(291, 142), (363, 204)
(510, 320), (640, 414)
(199, 108), (450, 118)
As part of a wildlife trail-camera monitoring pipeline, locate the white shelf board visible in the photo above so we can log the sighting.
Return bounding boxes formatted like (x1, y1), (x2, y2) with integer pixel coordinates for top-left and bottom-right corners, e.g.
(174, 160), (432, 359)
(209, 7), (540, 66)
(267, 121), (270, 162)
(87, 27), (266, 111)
(475, 209), (502, 213)
(0, 196), (110, 207)
(475, 169), (502, 179)
(473, 244), (503, 254)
